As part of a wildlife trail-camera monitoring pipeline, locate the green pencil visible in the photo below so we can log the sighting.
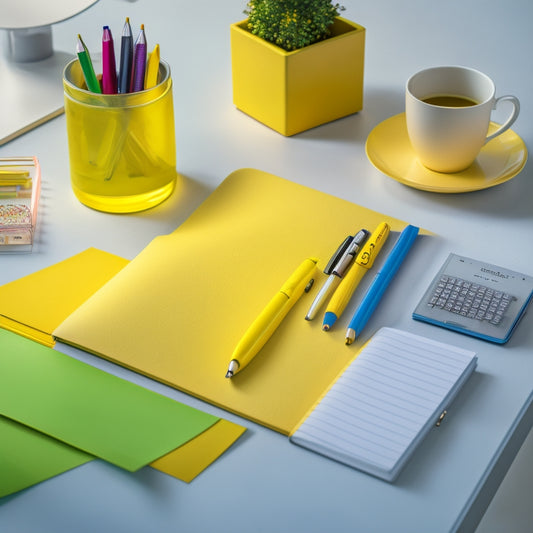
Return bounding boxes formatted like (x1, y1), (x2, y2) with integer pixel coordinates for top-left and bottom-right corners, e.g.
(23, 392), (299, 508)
(76, 34), (102, 93)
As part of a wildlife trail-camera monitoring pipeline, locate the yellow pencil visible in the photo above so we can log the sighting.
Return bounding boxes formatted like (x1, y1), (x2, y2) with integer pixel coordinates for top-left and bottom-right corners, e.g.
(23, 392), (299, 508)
(144, 43), (160, 89)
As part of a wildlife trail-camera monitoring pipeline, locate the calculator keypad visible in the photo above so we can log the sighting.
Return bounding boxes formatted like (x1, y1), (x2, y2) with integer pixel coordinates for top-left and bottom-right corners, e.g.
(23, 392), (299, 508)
(427, 276), (515, 326)
(413, 254), (533, 343)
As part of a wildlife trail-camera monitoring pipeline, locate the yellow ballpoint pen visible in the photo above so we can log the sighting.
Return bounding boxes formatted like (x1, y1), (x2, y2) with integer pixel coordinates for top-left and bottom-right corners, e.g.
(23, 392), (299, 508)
(225, 257), (317, 378)
(322, 222), (390, 331)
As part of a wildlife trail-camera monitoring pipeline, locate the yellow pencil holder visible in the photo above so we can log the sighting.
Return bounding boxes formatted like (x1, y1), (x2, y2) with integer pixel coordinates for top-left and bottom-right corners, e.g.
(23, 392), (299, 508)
(63, 58), (177, 213)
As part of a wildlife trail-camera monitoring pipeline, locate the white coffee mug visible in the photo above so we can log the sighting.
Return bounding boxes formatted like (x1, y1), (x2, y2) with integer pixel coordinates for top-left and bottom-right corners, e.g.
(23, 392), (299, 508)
(405, 66), (520, 173)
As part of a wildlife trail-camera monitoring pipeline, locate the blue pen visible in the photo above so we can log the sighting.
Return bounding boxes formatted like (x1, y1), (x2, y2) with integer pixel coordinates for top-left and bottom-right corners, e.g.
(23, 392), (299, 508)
(345, 225), (419, 344)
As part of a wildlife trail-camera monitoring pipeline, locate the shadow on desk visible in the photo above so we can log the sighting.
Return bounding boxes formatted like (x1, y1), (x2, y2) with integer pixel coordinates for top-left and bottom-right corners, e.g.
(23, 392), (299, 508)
(296, 86), (404, 145)
(135, 173), (214, 229)
(475, 427), (533, 533)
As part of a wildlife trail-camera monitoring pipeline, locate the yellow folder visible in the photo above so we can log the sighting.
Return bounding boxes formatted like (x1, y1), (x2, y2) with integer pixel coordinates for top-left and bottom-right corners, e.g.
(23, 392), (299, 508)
(0, 248), (128, 347)
(55, 168), (417, 435)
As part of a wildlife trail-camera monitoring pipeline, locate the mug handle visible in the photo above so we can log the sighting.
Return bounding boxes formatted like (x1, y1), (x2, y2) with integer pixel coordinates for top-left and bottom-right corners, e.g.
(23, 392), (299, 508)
(485, 95), (520, 144)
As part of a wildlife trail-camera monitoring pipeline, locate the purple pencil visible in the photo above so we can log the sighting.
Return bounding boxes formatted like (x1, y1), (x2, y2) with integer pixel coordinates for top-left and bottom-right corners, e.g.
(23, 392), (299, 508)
(130, 24), (147, 92)
(102, 26), (118, 94)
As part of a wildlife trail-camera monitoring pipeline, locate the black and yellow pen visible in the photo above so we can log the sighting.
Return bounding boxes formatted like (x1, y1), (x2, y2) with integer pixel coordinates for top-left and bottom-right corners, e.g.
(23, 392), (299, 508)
(322, 222), (390, 331)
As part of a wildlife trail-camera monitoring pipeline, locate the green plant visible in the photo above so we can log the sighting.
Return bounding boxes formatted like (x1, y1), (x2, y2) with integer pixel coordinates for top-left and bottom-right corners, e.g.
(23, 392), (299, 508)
(244, 0), (345, 51)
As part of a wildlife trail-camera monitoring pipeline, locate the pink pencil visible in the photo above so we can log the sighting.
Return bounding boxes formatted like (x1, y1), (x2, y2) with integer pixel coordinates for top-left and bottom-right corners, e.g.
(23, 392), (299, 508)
(102, 26), (118, 94)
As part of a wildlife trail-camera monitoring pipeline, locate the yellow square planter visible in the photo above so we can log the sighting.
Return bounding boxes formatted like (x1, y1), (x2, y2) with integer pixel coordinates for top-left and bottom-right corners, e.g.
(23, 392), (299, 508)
(231, 17), (365, 136)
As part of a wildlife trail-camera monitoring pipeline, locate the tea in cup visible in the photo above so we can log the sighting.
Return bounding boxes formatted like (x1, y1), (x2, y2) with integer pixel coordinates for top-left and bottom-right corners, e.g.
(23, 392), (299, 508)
(405, 66), (520, 173)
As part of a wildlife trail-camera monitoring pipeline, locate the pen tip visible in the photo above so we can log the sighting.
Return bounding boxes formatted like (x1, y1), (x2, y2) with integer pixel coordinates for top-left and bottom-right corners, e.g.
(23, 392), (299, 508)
(345, 328), (356, 345)
(322, 324), (330, 331)
(226, 360), (239, 378)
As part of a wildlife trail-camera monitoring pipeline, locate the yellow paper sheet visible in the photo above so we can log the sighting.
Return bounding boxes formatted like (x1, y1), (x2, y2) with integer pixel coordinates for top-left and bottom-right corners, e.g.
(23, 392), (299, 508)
(55, 168), (418, 435)
(151, 419), (246, 483)
(0, 248), (128, 346)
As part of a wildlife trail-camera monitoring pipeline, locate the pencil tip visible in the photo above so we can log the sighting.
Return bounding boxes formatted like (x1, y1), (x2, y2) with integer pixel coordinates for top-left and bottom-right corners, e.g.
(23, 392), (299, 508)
(141, 23), (145, 30)
(322, 312), (336, 331)
(126, 17), (129, 22)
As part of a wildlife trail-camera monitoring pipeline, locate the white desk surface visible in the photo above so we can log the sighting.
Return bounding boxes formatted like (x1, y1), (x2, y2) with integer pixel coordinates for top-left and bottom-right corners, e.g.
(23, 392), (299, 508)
(1, 1), (532, 532)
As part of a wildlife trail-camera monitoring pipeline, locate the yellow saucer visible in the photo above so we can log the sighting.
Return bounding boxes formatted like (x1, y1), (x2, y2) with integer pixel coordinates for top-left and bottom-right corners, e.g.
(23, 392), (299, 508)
(365, 113), (528, 193)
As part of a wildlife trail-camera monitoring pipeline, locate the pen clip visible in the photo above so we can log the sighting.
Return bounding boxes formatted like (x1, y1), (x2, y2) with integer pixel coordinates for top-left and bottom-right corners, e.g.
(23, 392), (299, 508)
(323, 236), (353, 275)
(332, 229), (370, 276)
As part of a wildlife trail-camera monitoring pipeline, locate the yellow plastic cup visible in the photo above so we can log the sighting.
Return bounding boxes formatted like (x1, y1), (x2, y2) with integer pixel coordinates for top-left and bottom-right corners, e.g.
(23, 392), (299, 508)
(63, 58), (177, 213)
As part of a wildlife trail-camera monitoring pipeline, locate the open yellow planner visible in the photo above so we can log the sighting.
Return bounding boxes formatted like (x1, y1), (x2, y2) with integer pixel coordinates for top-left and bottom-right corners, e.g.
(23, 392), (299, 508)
(54, 168), (418, 435)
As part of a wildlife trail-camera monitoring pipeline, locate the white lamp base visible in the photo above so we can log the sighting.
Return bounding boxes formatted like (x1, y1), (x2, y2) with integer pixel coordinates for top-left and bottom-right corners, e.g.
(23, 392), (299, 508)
(0, 0), (99, 145)
(5, 26), (53, 62)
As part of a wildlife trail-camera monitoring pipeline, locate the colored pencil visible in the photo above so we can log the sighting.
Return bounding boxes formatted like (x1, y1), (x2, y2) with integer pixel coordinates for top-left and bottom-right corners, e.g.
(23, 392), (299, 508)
(130, 24), (147, 92)
(144, 44), (160, 89)
(102, 26), (118, 94)
(118, 17), (133, 93)
(76, 34), (101, 93)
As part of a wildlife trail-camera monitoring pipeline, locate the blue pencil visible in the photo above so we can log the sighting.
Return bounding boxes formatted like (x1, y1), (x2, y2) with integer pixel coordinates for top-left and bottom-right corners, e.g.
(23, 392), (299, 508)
(345, 225), (420, 344)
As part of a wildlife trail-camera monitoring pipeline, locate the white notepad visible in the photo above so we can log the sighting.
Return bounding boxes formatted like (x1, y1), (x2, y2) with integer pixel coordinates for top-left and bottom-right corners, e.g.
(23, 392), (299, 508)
(290, 328), (477, 482)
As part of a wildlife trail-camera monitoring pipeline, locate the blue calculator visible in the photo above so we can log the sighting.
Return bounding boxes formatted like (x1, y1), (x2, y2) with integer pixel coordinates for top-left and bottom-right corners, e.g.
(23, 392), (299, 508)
(413, 254), (533, 343)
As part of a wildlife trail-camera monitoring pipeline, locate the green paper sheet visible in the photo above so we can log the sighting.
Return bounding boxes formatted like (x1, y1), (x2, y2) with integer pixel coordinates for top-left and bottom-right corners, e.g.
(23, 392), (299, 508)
(0, 415), (92, 498)
(0, 329), (218, 472)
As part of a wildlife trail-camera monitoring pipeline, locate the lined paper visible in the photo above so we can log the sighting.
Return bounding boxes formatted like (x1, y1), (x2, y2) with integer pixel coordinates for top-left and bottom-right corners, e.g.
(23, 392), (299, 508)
(290, 328), (477, 481)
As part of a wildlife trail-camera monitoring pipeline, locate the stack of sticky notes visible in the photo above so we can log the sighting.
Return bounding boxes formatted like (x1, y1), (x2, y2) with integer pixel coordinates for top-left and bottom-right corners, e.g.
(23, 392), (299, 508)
(0, 156), (41, 252)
